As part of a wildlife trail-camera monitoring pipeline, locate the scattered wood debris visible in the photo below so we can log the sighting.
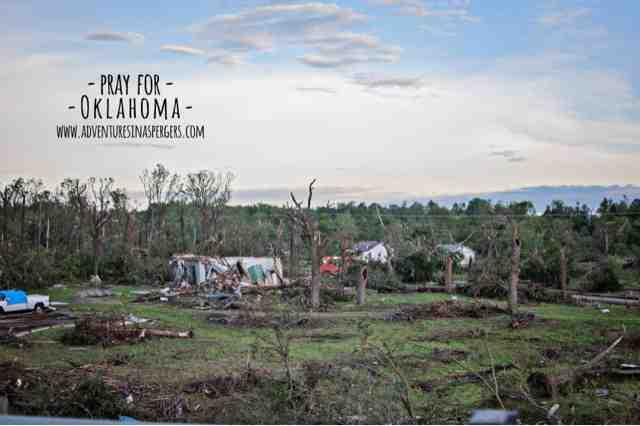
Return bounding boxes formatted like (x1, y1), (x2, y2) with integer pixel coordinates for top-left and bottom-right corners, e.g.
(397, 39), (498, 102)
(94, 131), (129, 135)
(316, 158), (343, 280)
(0, 311), (76, 341)
(386, 300), (507, 321)
(527, 335), (624, 399)
(509, 311), (536, 329)
(60, 315), (193, 346)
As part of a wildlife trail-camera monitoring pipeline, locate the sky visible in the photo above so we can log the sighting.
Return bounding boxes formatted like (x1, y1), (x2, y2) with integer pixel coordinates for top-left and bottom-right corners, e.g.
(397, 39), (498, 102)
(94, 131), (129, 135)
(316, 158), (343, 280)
(1, 0), (639, 207)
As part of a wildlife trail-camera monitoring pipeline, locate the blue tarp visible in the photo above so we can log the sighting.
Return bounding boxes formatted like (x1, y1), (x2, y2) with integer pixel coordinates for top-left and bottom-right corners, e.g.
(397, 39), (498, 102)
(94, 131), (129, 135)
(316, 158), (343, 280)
(0, 290), (27, 305)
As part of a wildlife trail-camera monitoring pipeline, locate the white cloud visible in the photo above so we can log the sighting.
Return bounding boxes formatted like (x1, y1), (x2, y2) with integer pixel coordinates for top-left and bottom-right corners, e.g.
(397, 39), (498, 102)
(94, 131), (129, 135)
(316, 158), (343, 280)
(537, 7), (591, 27)
(378, 0), (479, 22)
(207, 52), (244, 66)
(421, 25), (457, 37)
(160, 44), (206, 57)
(1, 45), (639, 200)
(489, 149), (527, 163)
(352, 73), (424, 89)
(187, 2), (399, 68)
(85, 31), (144, 44)
(296, 86), (338, 94)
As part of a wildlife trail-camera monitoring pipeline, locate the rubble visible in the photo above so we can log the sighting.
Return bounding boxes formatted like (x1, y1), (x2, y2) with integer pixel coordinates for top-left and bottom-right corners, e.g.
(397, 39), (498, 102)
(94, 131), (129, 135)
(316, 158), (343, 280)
(169, 254), (284, 289)
(509, 311), (536, 329)
(0, 311), (76, 340)
(60, 315), (193, 346)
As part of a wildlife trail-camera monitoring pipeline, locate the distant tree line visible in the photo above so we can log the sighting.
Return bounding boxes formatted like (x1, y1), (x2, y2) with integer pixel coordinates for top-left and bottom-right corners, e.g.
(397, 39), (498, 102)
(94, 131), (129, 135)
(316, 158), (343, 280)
(1, 164), (640, 294)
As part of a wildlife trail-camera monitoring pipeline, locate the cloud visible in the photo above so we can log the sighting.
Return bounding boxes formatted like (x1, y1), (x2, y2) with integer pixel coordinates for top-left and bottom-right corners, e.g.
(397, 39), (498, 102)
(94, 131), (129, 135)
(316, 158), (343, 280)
(507, 157), (526, 163)
(299, 51), (398, 68)
(160, 44), (206, 57)
(537, 7), (591, 27)
(378, 0), (479, 22)
(85, 31), (144, 44)
(421, 25), (457, 37)
(489, 149), (527, 163)
(187, 3), (399, 68)
(299, 32), (401, 68)
(296, 86), (337, 94)
(352, 73), (424, 89)
(207, 53), (243, 66)
(161, 44), (242, 65)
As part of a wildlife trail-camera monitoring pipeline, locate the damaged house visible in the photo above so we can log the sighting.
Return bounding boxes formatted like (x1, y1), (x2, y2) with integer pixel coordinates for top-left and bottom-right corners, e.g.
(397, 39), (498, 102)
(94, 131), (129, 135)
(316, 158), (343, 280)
(169, 254), (284, 287)
(436, 243), (476, 268)
(353, 241), (389, 263)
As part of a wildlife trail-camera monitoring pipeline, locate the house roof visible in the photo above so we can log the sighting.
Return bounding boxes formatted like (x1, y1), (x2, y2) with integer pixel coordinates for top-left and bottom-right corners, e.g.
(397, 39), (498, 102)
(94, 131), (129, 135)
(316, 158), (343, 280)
(353, 241), (382, 253)
(437, 244), (475, 254)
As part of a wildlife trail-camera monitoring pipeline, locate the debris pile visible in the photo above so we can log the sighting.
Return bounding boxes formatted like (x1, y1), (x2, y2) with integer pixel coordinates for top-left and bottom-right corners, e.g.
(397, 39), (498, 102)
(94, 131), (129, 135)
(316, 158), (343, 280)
(0, 311), (75, 340)
(60, 315), (193, 346)
(280, 284), (351, 311)
(386, 300), (507, 321)
(183, 368), (266, 399)
(509, 311), (536, 329)
(169, 254), (283, 291)
(0, 361), (125, 420)
(207, 309), (312, 328)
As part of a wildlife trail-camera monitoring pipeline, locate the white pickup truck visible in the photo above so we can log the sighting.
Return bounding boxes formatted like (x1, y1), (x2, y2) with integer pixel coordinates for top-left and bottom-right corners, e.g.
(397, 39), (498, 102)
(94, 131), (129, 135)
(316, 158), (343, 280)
(0, 290), (50, 314)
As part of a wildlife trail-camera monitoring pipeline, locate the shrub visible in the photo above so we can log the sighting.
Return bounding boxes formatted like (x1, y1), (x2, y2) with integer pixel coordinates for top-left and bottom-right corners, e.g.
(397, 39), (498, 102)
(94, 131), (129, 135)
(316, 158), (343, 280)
(585, 256), (623, 292)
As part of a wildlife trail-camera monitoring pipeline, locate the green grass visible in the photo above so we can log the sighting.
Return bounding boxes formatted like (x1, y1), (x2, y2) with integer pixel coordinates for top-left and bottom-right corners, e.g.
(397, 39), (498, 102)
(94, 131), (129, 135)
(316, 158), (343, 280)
(3, 285), (640, 423)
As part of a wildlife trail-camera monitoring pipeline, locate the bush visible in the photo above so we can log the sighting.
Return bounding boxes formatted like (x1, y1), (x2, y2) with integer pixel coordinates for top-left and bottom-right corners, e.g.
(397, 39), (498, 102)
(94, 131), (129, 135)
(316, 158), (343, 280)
(366, 262), (402, 291)
(585, 256), (623, 292)
(393, 251), (440, 283)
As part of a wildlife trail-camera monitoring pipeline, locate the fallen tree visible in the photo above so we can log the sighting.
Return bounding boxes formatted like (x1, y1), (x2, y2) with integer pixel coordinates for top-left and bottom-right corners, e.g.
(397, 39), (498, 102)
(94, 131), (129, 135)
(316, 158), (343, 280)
(527, 335), (624, 399)
(60, 315), (193, 346)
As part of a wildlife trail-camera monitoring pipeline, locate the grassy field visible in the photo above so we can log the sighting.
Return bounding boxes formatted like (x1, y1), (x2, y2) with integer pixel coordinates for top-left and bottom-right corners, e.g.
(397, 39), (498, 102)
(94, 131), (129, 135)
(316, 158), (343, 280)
(1, 284), (640, 424)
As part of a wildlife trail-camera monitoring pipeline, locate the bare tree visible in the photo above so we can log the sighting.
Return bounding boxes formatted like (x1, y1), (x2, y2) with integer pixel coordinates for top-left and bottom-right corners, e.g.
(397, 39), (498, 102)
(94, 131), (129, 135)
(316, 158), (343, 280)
(140, 164), (180, 247)
(184, 170), (234, 250)
(508, 218), (521, 315)
(445, 255), (454, 293)
(357, 265), (368, 305)
(88, 177), (117, 278)
(287, 179), (328, 308)
(60, 178), (88, 253)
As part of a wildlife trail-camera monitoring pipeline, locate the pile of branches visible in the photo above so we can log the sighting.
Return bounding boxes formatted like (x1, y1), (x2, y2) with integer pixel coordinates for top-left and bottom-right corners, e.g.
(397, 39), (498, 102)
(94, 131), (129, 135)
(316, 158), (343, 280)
(208, 308), (312, 329)
(183, 367), (268, 399)
(60, 315), (193, 346)
(386, 300), (507, 321)
(0, 361), (125, 419)
(279, 284), (344, 311)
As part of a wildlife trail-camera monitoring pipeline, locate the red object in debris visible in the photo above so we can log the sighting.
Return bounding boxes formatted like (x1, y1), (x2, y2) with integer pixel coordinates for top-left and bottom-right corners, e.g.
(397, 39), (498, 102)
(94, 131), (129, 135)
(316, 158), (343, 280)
(320, 256), (342, 275)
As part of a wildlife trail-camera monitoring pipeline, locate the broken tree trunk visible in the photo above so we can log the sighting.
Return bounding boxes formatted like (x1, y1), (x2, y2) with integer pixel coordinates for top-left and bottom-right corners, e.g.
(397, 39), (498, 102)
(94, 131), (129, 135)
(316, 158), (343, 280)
(357, 265), (368, 305)
(139, 328), (193, 339)
(288, 218), (297, 279)
(288, 179), (327, 309)
(527, 335), (623, 399)
(509, 221), (520, 315)
(559, 245), (568, 299)
(445, 256), (454, 294)
(310, 229), (321, 308)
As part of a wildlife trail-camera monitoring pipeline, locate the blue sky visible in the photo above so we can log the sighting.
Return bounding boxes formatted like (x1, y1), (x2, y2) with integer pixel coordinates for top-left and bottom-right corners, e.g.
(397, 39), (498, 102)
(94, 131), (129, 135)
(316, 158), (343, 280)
(1, 0), (639, 205)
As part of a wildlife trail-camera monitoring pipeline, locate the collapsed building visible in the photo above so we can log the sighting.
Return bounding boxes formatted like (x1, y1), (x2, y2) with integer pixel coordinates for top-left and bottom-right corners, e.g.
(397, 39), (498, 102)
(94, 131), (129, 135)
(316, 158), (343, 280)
(169, 254), (284, 288)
